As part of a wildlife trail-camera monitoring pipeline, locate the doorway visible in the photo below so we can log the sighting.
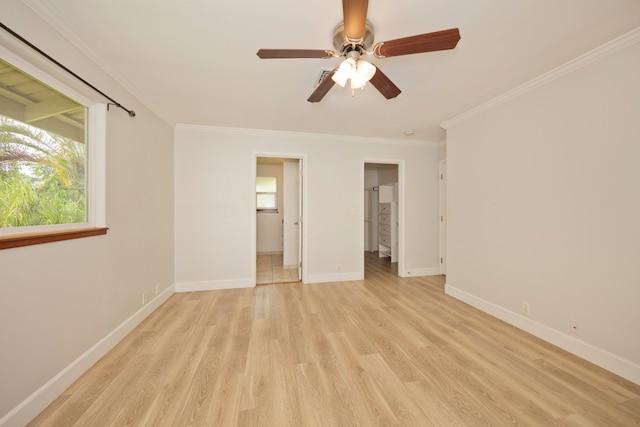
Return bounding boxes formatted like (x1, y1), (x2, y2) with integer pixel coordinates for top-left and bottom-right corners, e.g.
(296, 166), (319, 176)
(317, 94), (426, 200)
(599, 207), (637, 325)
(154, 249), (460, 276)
(256, 156), (303, 285)
(364, 162), (401, 277)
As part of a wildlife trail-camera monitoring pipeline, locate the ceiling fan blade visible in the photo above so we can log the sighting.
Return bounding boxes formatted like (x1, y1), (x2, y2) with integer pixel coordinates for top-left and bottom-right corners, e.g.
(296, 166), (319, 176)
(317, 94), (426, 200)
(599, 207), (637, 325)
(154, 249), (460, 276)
(257, 49), (334, 59)
(342, 0), (369, 42)
(374, 28), (461, 58)
(368, 67), (401, 99)
(307, 70), (337, 103)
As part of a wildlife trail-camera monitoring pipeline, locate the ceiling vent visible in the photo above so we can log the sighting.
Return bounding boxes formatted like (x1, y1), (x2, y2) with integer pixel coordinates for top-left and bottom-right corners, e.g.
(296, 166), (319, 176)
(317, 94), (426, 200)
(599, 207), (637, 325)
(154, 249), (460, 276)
(315, 69), (333, 87)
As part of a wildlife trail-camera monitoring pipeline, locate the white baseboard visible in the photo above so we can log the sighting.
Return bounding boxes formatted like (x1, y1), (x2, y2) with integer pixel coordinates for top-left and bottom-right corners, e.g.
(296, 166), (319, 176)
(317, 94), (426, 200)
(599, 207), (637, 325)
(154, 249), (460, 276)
(401, 267), (441, 277)
(305, 271), (363, 284)
(0, 285), (175, 427)
(445, 283), (640, 385)
(175, 278), (253, 292)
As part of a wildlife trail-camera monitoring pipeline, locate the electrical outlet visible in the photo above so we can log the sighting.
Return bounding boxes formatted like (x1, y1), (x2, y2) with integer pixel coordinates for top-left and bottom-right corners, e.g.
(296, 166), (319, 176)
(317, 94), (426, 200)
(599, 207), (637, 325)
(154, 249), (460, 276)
(142, 291), (148, 306)
(521, 302), (530, 317)
(570, 320), (582, 336)
(155, 283), (160, 295)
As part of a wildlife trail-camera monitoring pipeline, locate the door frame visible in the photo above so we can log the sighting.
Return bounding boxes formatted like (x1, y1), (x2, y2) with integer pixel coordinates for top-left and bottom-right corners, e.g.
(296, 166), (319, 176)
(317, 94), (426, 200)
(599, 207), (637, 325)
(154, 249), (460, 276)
(439, 159), (447, 275)
(252, 152), (307, 285)
(361, 159), (405, 277)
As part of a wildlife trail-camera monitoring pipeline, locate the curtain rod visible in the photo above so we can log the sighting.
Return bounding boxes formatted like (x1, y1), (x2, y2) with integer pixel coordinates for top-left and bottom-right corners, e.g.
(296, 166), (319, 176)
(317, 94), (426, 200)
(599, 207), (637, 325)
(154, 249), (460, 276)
(0, 21), (136, 118)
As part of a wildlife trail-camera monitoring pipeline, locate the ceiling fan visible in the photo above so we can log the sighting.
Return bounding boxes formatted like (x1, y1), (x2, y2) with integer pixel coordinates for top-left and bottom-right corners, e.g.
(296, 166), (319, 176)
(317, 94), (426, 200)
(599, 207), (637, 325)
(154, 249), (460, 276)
(256, 0), (461, 102)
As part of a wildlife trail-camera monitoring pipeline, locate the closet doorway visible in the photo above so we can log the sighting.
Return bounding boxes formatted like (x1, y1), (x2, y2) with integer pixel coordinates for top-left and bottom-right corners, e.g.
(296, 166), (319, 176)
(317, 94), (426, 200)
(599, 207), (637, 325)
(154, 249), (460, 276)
(256, 156), (303, 285)
(364, 162), (401, 277)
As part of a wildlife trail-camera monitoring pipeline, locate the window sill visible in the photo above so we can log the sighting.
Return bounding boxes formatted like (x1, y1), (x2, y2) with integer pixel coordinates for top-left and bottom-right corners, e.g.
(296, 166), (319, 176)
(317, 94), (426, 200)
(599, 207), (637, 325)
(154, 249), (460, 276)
(0, 227), (109, 250)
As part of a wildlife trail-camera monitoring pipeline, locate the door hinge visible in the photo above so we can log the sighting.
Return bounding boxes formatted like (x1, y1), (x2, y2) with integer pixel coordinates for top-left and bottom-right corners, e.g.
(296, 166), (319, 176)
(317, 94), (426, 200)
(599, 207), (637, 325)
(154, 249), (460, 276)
(440, 257), (443, 264)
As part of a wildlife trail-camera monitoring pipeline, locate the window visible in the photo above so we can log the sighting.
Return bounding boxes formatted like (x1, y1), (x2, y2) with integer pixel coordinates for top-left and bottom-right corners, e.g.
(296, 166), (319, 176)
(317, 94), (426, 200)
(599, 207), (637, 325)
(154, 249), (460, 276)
(0, 53), (106, 249)
(256, 176), (277, 212)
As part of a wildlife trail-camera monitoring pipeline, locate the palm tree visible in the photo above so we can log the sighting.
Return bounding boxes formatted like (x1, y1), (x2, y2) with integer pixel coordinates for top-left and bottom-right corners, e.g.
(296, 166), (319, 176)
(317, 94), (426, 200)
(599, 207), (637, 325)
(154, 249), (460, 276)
(0, 115), (86, 227)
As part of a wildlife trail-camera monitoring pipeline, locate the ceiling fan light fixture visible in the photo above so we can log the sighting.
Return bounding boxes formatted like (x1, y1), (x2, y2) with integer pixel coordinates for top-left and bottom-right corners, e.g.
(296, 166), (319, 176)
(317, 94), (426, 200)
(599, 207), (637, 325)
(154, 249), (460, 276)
(358, 59), (376, 80)
(350, 76), (364, 90)
(332, 57), (356, 87)
(350, 59), (376, 90)
(331, 71), (348, 87)
(350, 71), (366, 90)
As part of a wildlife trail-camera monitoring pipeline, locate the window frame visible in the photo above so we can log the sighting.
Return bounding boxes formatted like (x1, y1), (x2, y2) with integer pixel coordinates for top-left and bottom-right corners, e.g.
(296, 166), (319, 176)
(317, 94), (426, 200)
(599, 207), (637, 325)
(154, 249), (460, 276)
(0, 46), (107, 249)
(256, 176), (278, 213)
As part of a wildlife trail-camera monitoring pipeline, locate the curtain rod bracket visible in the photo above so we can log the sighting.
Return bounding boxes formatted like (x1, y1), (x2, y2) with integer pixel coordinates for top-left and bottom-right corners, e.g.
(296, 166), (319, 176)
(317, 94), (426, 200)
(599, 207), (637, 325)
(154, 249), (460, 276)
(107, 102), (136, 117)
(1, 22), (136, 119)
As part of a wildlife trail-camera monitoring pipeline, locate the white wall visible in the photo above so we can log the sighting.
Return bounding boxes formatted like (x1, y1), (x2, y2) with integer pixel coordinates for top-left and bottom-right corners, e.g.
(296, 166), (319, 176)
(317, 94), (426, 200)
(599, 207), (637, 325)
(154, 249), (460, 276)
(0, 2), (174, 424)
(256, 162), (283, 253)
(175, 127), (441, 287)
(445, 38), (640, 383)
(365, 165), (398, 189)
(378, 167), (398, 188)
(364, 167), (379, 189)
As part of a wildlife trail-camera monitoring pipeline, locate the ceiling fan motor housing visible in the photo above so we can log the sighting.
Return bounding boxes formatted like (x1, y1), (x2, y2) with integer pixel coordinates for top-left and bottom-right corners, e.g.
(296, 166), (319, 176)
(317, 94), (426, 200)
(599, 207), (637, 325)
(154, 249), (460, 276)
(333, 21), (375, 56)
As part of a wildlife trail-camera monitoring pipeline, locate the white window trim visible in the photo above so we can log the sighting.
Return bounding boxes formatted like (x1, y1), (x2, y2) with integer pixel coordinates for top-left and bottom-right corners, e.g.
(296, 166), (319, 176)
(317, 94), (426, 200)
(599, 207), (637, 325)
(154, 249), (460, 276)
(0, 45), (107, 237)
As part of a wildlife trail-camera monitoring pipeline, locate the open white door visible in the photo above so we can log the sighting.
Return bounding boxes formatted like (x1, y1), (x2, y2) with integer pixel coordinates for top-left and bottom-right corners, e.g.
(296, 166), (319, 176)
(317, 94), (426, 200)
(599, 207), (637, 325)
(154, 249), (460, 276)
(439, 160), (447, 274)
(281, 158), (302, 280)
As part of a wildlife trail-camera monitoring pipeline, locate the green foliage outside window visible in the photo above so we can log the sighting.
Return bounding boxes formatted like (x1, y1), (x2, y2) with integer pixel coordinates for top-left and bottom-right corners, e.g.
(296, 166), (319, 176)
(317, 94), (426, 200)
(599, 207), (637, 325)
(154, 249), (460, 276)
(0, 115), (86, 228)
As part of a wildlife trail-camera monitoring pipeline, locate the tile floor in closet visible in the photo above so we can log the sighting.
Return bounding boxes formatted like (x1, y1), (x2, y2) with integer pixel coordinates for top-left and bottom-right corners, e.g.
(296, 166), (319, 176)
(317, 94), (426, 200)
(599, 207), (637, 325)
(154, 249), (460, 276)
(256, 252), (299, 285)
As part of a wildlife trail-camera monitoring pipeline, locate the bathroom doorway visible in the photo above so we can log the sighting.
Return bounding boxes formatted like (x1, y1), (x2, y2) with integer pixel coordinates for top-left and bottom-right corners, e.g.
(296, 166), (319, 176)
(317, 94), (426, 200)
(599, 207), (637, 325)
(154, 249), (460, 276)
(256, 156), (303, 284)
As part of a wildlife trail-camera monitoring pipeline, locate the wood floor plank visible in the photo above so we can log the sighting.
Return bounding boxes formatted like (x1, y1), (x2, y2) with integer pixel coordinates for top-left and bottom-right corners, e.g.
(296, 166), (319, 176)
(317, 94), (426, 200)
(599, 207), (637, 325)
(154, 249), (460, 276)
(28, 252), (640, 426)
(324, 331), (398, 425)
(358, 353), (435, 426)
(292, 362), (336, 427)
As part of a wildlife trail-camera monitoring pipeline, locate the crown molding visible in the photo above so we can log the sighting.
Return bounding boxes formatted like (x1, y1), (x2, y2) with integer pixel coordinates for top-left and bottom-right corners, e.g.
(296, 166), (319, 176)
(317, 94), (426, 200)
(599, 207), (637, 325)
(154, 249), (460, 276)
(22, 0), (175, 128)
(175, 124), (443, 147)
(441, 27), (640, 130)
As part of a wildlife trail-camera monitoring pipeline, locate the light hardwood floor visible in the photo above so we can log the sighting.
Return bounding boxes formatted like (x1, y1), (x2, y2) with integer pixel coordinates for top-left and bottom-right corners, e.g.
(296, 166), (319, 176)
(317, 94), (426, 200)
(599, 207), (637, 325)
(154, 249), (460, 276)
(29, 252), (640, 426)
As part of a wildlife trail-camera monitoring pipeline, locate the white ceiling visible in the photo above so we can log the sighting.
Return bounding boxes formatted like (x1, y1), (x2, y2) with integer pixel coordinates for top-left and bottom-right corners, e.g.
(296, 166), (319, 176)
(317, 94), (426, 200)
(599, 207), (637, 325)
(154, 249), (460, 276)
(22, 0), (640, 141)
